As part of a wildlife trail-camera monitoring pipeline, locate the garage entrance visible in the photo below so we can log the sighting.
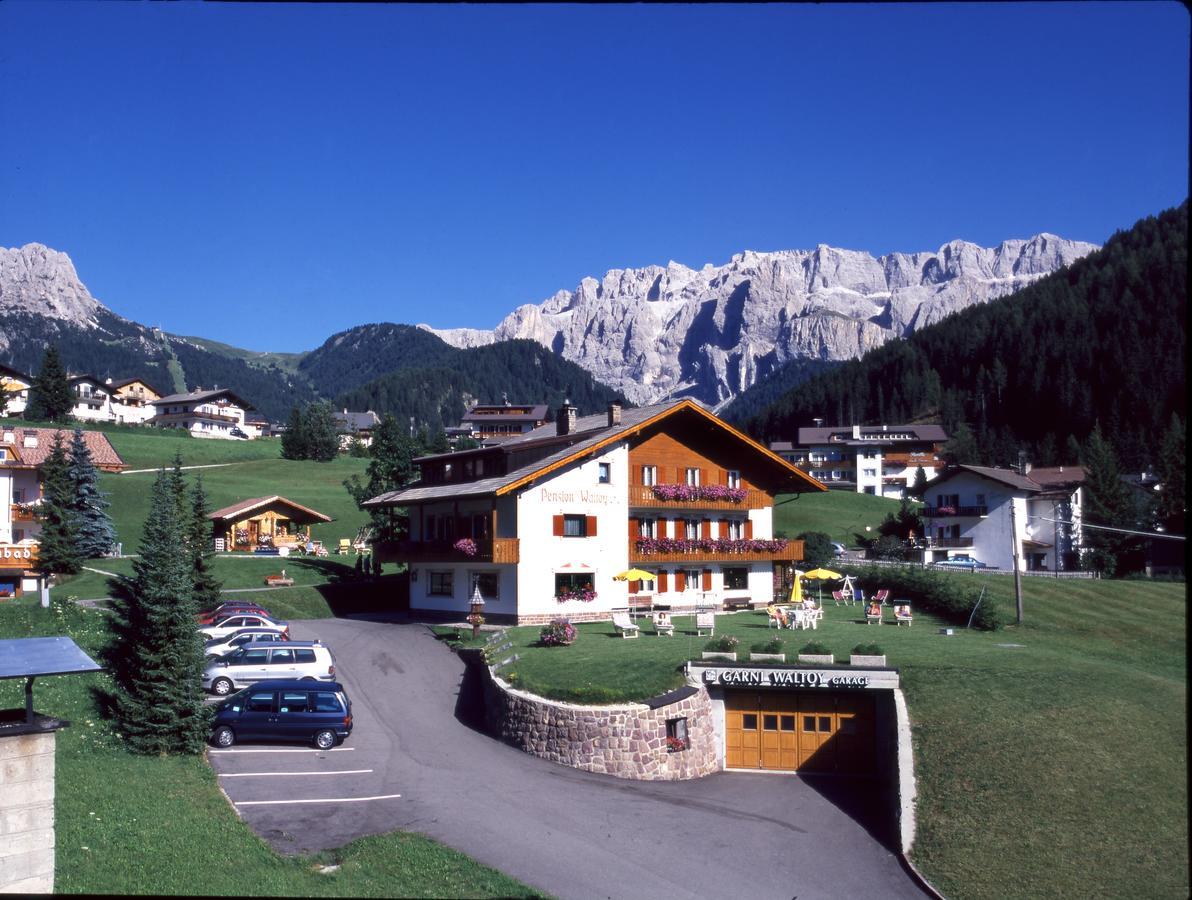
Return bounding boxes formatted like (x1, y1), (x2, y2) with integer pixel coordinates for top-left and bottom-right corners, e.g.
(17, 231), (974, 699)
(725, 690), (875, 774)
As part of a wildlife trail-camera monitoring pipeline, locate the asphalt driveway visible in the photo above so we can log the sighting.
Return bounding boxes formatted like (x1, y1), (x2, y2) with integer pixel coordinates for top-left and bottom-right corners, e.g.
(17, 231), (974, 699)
(208, 616), (927, 900)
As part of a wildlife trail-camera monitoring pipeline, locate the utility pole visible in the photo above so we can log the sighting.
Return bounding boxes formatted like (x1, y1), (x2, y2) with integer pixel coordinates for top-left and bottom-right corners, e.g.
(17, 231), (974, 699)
(1009, 499), (1024, 624)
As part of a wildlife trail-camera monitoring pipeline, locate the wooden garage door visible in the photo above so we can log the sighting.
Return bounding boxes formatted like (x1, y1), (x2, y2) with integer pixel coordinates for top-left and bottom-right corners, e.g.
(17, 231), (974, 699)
(725, 690), (875, 774)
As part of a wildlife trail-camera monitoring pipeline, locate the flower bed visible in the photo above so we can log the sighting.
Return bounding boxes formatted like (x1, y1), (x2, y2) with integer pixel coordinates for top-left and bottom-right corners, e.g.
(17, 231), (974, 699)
(634, 537), (788, 555)
(651, 483), (748, 503)
(539, 618), (577, 646)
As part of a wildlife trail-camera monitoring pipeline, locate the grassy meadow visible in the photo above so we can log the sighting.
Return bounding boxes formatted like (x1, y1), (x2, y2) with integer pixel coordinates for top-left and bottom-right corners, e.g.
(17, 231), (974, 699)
(773, 488), (909, 545)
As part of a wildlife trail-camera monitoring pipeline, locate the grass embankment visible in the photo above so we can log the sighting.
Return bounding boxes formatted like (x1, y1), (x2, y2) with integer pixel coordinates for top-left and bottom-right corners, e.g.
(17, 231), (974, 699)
(467, 576), (1187, 899)
(773, 489), (909, 545)
(0, 598), (543, 898)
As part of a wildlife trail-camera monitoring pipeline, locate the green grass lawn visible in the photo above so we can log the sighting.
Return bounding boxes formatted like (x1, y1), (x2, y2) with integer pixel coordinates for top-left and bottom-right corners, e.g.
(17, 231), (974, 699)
(774, 489), (910, 545)
(0, 598), (544, 898)
(472, 576), (1188, 899)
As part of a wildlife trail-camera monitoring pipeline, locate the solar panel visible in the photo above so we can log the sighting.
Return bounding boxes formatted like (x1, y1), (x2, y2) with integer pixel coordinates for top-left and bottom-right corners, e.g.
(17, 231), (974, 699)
(0, 637), (103, 680)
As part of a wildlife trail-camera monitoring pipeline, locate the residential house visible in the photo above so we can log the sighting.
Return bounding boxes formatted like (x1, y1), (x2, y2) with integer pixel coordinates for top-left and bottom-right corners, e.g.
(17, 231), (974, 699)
(333, 409), (381, 449)
(447, 402), (551, 447)
(148, 388), (256, 439)
(771, 423), (947, 498)
(244, 413), (273, 439)
(917, 463), (1085, 572)
(106, 378), (164, 425)
(365, 400), (824, 624)
(0, 364), (31, 418)
(0, 426), (126, 596)
(67, 375), (115, 423)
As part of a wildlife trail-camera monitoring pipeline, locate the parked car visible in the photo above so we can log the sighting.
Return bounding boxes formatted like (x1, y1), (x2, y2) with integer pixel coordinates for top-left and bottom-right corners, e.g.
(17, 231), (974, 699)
(197, 603), (274, 625)
(209, 679), (352, 749)
(198, 614), (290, 641)
(934, 555), (988, 570)
(831, 542), (847, 558)
(204, 627), (291, 659)
(202, 640), (335, 695)
(229, 427), (248, 439)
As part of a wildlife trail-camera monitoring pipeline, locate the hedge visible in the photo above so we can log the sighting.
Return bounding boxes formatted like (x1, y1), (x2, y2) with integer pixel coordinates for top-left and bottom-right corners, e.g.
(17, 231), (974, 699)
(844, 564), (1003, 630)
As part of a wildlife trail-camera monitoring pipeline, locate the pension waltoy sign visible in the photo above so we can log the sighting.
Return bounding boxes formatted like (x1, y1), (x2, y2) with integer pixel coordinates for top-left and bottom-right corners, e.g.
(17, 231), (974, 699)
(691, 663), (899, 691)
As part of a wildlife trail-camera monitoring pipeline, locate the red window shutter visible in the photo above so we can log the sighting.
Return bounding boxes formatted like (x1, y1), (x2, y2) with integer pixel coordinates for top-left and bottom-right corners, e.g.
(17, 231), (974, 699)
(658, 571), (668, 593)
(701, 519), (712, 539)
(702, 569), (712, 592)
(628, 517), (639, 539)
(675, 570), (685, 592)
(718, 518), (729, 538)
(553, 515), (564, 537)
(745, 519), (753, 540)
(629, 578), (638, 595)
(586, 515), (597, 536)
(717, 469), (726, 485)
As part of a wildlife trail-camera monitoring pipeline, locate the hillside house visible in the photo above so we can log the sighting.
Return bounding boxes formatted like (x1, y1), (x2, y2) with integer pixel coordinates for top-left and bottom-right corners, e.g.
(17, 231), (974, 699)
(917, 463), (1085, 572)
(333, 409), (381, 449)
(208, 496), (332, 552)
(447, 402), (550, 447)
(771, 423), (947, 498)
(106, 378), (164, 424)
(0, 426), (126, 596)
(366, 399), (825, 624)
(148, 388), (256, 439)
(0, 365), (30, 417)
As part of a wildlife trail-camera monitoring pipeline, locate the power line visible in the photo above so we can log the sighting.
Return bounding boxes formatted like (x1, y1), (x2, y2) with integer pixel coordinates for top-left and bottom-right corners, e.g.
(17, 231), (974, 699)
(1028, 515), (1185, 541)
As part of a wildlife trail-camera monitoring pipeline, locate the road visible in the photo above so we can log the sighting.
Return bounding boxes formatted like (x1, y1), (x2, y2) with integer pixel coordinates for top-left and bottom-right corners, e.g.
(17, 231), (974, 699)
(208, 616), (927, 900)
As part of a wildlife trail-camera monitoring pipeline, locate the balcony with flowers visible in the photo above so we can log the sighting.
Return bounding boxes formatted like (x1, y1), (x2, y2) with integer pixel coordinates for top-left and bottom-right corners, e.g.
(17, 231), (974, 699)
(377, 537), (520, 564)
(628, 483), (769, 511)
(922, 505), (988, 518)
(630, 536), (802, 564)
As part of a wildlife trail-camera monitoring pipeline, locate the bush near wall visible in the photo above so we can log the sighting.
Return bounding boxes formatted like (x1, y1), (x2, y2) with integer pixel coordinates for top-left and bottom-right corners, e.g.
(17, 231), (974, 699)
(848, 564), (1003, 630)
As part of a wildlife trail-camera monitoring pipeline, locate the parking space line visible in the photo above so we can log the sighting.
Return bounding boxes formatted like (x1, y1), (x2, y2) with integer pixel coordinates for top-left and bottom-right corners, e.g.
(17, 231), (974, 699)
(209, 747), (355, 753)
(220, 769), (373, 777)
(235, 794), (402, 806)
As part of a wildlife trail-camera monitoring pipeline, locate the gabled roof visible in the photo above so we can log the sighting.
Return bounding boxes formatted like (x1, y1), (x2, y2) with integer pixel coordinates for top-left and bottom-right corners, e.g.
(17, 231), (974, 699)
(461, 404), (550, 425)
(922, 464), (1085, 495)
(0, 428), (126, 472)
(154, 388), (254, 409)
(108, 377), (165, 395)
(207, 495), (332, 523)
(68, 374), (107, 388)
(365, 399), (825, 508)
(796, 423), (948, 445)
(333, 410), (381, 432)
(0, 363), (31, 384)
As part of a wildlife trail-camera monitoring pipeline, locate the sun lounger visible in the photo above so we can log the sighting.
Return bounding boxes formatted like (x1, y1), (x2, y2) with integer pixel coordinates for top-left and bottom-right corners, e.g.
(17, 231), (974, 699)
(696, 612), (715, 637)
(652, 612), (675, 636)
(611, 611), (640, 639)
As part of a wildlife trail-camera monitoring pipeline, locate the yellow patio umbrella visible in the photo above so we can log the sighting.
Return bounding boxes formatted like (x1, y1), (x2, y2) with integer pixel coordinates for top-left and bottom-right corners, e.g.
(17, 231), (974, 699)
(788, 570), (804, 605)
(800, 568), (843, 603)
(613, 569), (656, 582)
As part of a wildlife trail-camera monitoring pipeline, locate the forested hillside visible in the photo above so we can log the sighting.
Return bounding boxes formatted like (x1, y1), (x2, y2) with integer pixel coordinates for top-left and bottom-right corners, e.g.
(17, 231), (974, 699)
(741, 202), (1187, 471)
(333, 338), (626, 431)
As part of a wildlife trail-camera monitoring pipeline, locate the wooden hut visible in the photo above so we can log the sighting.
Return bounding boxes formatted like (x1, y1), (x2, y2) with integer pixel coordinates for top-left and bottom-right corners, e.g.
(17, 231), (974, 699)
(208, 496), (332, 553)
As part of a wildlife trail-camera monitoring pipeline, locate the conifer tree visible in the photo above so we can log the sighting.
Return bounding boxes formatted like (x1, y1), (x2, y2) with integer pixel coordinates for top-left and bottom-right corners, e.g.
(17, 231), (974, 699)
(67, 428), (116, 558)
(1155, 414), (1186, 537)
(35, 432), (82, 576)
(344, 414), (419, 542)
(187, 474), (223, 613)
(1082, 425), (1143, 576)
(107, 470), (210, 754)
(281, 406), (308, 460)
(26, 346), (74, 422)
(911, 466), (928, 496)
(304, 402), (341, 461)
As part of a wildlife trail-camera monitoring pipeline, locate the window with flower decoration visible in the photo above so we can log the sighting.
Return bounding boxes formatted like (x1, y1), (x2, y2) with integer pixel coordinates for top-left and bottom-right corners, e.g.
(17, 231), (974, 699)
(726, 469), (741, 489)
(685, 467), (700, 486)
(666, 717), (688, 752)
(642, 465), (657, 486)
(639, 518), (657, 539)
(554, 573), (596, 602)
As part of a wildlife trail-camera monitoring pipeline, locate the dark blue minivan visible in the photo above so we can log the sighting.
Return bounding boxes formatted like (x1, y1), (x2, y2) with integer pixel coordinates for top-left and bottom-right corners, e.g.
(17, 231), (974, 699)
(209, 679), (352, 750)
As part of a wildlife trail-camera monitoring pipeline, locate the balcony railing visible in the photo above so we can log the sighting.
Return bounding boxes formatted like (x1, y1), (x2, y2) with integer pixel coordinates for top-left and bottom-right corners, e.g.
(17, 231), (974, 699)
(927, 537), (974, 548)
(628, 484), (769, 510)
(376, 538), (520, 565)
(10, 503), (39, 521)
(629, 538), (803, 564)
(0, 543), (38, 568)
(922, 506), (987, 518)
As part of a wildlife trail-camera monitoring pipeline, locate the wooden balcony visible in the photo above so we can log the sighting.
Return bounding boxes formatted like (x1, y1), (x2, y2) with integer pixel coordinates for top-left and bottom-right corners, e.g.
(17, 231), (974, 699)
(627, 484), (769, 511)
(629, 539), (803, 565)
(923, 506), (987, 518)
(10, 504), (38, 522)
(0, 543), (38, 568)
(927, 537), (974, 548)
(376, 538), (520, 565)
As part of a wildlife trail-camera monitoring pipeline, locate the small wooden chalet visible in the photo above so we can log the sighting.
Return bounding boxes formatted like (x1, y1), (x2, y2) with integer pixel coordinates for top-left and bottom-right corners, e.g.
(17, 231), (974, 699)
(208, 496), (332, 552)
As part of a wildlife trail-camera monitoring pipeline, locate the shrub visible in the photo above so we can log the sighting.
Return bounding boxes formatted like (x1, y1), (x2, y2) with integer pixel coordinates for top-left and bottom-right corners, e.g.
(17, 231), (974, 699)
(852, 643), (884, 656)
(750, 638), (786, 654)
(843, 563), (1003, 629)
(796, 531), (835, 569)
(539, 618), (577, 646)
(705, 635), (739, 653)
(799, 640), (831, 655)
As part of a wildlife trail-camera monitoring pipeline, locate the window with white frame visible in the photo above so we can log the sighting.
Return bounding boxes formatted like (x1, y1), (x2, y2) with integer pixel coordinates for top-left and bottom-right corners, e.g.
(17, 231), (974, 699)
(597, 462), (611, 484)
(642, 465), (657, 486)
(684, 519), (700, 540)
(685, 467), (700, 486)
(639, 518), (657, 539)
(684, 568), (701, 590)
(727, 520), (744, 540)
(726, 470), (741, 489)
(863, 468), (877, 478)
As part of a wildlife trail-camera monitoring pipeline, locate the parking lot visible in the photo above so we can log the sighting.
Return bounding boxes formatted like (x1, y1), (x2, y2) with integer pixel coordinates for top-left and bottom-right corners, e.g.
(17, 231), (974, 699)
(208, 616), (927, 899)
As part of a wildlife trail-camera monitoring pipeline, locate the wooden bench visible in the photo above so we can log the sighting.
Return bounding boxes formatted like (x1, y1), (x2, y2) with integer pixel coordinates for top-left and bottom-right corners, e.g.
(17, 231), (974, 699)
(264, 574), (295, 587)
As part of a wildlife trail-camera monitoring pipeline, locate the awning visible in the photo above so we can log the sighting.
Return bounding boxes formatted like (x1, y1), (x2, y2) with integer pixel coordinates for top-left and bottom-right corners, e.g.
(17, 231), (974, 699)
(1022, 539), (1053, 548)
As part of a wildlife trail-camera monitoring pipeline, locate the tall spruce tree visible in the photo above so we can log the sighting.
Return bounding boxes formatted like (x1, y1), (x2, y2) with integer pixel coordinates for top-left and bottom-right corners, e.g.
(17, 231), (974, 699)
(1155, 413), (1186, 537)
(107, 470), (210, 754)
(26, 346), (74, 422)
(304, 402), (341, 461)
(281, 406), (308, 460)
(344, 414), (419, 543)
(187, 474), (222, 613)
(35, 432), (82, 577)
(1082, 425), (1143, 576)
(67, 428), (116, 558)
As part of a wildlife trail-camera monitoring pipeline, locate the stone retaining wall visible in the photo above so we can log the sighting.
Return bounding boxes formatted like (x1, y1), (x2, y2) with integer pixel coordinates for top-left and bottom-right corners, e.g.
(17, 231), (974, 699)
(480, 666), (719, 780)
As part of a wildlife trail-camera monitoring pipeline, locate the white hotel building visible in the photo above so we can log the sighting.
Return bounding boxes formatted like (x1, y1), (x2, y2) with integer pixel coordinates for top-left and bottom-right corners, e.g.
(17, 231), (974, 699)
(367, 400), (825, 624)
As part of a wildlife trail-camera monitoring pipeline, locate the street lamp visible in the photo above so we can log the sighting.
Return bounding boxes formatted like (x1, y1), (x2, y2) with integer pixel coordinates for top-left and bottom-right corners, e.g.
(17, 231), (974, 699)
(468, 582), (486, 639)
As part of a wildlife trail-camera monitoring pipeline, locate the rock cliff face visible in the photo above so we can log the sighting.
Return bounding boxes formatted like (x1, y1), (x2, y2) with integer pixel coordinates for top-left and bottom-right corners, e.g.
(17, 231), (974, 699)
(0, 243), (106, 346)
(421, 234), (1098, 407)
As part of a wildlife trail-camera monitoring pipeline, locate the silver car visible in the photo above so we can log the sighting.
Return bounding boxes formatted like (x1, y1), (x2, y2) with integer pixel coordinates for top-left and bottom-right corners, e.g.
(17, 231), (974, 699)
(204, 628), (290, 660)
(202, 641), (337, 696)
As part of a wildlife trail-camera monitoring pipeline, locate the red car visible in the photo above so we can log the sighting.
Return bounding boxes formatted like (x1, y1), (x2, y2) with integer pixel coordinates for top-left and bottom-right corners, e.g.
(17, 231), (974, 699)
(197, 602), (274, 626)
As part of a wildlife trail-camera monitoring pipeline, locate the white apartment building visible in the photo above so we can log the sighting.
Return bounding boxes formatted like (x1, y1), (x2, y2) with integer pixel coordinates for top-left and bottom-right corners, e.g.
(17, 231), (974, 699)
(0, 365), (30, 417)
(148, 388), (256, 439)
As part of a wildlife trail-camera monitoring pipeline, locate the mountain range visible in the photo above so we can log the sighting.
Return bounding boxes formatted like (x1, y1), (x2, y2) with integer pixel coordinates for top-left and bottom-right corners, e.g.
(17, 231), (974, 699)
(1, 231), (1097, 422)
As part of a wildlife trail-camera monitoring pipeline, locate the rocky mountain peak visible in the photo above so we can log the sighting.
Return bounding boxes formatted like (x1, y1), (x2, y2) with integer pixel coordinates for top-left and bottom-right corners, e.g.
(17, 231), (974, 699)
(0, 242), (106, 330)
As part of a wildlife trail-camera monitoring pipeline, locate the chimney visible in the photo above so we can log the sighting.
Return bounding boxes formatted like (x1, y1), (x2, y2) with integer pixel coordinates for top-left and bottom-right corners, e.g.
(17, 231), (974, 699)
(2, 429), (13, 444)
(852, 424), (861, 439)
(556, 400), (577, 436)
(23, 430), (38, 449)
(813, 417), (823, 428)
(882, 424), (888, 432)
(1023, 460), (1032, 475)
(607, 402), (622, 427)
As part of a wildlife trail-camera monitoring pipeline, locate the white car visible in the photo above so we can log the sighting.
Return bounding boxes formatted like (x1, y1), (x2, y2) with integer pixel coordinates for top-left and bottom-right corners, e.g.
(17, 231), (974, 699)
(204, 628), (290, 659)
(198, 614), (290, 641)
(202, 641), (336, 695)
(831, 542), (847, 558)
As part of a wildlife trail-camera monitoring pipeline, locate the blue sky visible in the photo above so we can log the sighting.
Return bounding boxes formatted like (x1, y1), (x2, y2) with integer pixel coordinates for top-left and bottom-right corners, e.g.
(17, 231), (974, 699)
(1, 2), (1187, 351)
